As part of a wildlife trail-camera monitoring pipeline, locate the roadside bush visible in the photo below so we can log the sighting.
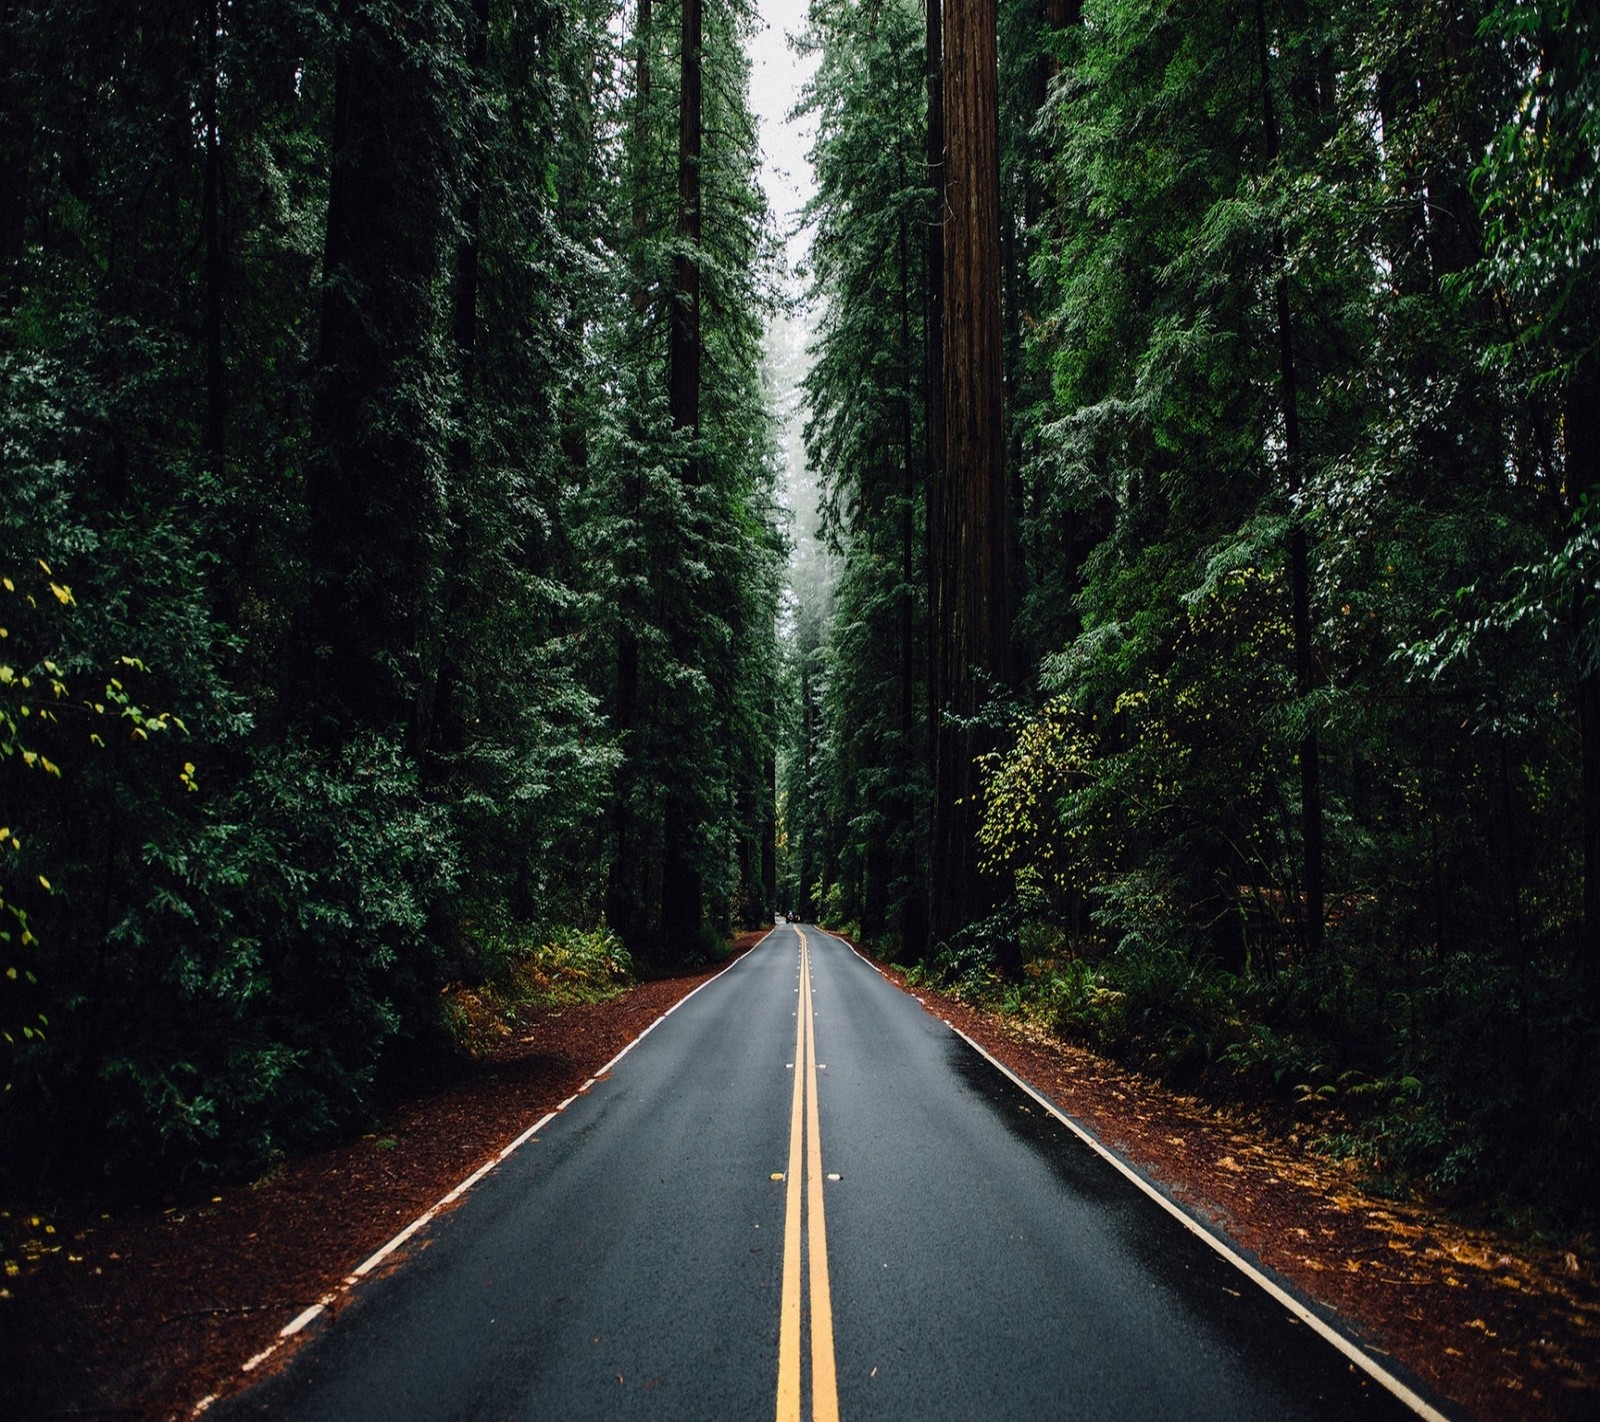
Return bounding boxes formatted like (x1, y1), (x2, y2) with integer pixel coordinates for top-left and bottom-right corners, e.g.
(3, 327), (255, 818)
(443, 923), (634, 1053)
(109, 733), (459, 1174)
(2, 723), (460, 1189)
(908, 910), (1021, 1001)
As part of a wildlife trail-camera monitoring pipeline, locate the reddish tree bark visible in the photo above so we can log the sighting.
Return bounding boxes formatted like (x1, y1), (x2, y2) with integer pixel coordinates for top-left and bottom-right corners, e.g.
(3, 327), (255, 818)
(930, 0), (1011, 952)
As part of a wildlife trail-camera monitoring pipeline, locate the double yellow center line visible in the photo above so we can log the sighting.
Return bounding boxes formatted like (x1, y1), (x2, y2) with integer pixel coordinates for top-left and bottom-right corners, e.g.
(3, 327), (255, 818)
(776, 929), (839, 1422)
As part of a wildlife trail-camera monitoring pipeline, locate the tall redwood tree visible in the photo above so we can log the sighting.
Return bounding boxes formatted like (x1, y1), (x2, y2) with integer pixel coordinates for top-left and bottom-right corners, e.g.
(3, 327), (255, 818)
(930, 0), (1011, 951)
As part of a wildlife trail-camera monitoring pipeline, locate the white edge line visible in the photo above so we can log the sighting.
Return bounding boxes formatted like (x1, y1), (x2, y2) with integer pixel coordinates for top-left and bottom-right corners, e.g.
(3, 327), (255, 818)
(948, 1023), (1454, 1422)
(352, 1209), (435, 1277)
(215, 925), (779, 1410)
(501, 1110), (557, 1160)
(820, 914), (1447, 1418)
(279, 1303), (326, 1338)
(841, 937), (886, 976)
(592, 928), (772, 1078)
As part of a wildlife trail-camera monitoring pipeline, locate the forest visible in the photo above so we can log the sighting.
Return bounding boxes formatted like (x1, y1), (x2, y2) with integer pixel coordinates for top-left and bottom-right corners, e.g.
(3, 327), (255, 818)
(781, 0), (1598, 1232)
(2, 0), (1597, 1238)
(1, 0), (782, 1187)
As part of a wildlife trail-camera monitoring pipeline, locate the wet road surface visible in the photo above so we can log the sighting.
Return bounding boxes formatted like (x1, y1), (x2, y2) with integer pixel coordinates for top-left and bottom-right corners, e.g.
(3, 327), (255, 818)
(218, 924), (1454, 1421)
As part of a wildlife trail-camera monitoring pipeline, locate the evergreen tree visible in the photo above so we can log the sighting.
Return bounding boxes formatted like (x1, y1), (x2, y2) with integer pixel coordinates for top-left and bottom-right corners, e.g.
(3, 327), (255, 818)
(597, 0), (780, 958)
(792, 0), (932, 948)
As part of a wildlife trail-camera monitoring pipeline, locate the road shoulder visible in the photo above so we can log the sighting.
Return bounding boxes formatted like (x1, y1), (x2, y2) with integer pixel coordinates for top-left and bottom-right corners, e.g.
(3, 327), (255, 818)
(1, 934), (767, 1422)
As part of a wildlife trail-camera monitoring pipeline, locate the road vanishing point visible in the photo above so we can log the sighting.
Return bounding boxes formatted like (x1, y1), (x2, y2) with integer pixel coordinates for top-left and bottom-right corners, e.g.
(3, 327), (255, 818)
(216, 924), (1455, 1421)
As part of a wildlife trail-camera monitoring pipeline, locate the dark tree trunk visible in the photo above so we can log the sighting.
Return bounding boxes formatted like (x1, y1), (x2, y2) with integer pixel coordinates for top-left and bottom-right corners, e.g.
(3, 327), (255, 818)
(923, 0), (945, 792)
(929, 0), (1010, 955)
(297, 1), (452, 741)
(763, 745), (778, 917)
(1255, 0), (1323, 962)
(415, 0), (490, 769)
(1571, 354), (1600, 997)
(660, 0), (704, 949)
(800, 648), (817, 920)
(201, 0), (226, 476)
(608, 0), (653, 949)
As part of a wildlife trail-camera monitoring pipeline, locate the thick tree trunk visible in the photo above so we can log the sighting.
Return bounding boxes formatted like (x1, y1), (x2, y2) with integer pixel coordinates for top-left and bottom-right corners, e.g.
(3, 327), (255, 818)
(660, 0), (704, 948)
(930, 0), (1010, 954)
(924, 0), (945, 788)
(1570, 354), (1600, 997)
(299, 1), (450, 740)
(609, 0), (653, 948)
(1255, 0), (1323, 962)
(416, 0), (489, 768)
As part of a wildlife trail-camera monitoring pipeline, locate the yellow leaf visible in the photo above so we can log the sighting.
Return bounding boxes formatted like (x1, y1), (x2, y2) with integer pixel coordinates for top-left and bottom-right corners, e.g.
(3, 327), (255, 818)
(49, 583), (73, 605)
(37, 876), (50, 891)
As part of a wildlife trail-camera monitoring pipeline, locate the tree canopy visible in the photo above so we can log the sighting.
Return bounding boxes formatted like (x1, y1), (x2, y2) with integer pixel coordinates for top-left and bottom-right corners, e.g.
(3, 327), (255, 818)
(1, 0), (779, 1190)
(2, 0), (1596, 1233)
(783, 0), (1599, 1229)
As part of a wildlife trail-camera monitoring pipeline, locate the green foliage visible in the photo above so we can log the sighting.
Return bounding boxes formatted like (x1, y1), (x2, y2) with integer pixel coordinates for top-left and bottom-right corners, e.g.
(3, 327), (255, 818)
(906, 919), (1006, 1003)
(902, 0), (1600, 1228)
(783, 0), (931, 945)
(593, 0), (783, 956)
(1474, 0), (1599, 378)
(444, 923), (634, 1053)
(0, 0), (779, 1194)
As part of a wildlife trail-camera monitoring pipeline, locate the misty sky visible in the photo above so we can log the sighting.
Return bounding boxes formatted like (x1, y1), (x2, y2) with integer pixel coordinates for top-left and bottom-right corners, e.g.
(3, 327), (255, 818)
(748, 0), (819, 279)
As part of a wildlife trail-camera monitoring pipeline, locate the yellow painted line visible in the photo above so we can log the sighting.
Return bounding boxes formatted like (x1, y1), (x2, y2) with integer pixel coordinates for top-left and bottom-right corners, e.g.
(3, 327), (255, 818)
(777, 938), (806, 1421)
(775, 929), (840, 1422)
(803, 934), (840, 1422)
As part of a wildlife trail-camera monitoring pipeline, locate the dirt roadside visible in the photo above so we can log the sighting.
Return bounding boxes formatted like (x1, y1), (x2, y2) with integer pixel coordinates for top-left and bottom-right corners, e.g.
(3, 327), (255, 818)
(3, 925), (1597, 1421)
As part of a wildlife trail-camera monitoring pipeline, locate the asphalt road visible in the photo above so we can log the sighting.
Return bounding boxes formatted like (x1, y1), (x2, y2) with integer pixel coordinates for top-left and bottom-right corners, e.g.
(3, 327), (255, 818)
(218, 924), (1452, 1421)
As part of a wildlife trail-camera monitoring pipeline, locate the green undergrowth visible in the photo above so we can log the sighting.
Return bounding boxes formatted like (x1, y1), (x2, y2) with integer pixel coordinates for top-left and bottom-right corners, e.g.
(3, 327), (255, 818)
(443, 924), (634, 1054)
(901, 913), (1600, 1240)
